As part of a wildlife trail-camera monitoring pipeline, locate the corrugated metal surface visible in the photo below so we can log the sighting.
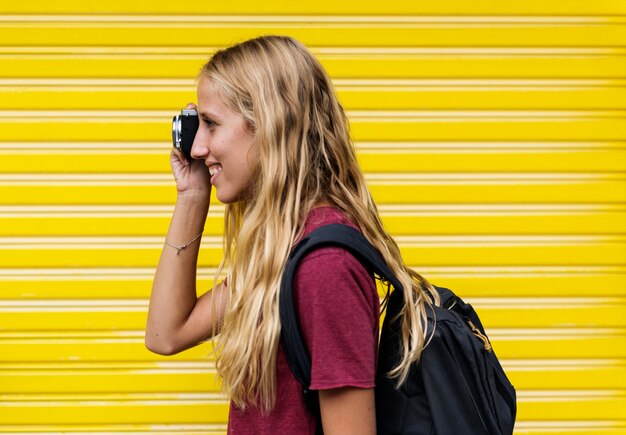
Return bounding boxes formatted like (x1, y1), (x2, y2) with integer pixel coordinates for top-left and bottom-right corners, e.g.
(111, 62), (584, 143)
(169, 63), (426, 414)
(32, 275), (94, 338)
(1, 1), (625, 433)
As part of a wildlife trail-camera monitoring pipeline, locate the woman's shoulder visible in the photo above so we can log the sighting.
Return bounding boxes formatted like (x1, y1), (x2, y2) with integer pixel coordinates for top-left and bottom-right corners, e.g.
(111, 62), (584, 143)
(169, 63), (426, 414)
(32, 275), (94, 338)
(301, 205), (358, 237)
(297, 205), (373, 288)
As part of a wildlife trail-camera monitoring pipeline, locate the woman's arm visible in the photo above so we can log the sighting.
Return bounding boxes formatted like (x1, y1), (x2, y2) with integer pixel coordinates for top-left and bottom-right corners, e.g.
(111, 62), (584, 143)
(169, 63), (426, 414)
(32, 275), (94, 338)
(146, 113), (227, 356)
(319, 387), (376, 434)
(145, 192), (228, 355)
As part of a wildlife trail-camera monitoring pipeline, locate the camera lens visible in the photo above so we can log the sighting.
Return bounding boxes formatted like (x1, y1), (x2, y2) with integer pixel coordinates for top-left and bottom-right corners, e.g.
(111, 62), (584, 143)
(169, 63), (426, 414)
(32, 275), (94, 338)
(172, 116), (182, 147)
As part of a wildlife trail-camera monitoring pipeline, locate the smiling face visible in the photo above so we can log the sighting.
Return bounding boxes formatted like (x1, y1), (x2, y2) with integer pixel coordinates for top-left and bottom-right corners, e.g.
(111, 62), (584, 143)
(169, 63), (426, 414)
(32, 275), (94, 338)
(190, 75), (258, 204)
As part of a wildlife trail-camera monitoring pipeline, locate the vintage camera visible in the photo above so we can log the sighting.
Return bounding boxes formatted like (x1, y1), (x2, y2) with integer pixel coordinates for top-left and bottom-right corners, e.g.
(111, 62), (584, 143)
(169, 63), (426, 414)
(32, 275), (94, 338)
(172, 109), (199, 159)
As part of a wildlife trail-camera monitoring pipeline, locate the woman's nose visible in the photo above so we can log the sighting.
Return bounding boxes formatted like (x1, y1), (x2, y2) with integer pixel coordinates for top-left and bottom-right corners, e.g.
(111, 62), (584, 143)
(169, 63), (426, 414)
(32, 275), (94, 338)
(190, 128), (209, 160)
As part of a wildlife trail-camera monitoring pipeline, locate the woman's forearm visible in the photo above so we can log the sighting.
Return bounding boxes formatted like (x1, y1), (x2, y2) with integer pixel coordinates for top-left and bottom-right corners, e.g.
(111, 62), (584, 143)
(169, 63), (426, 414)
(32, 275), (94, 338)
(145, 194), (210, 354)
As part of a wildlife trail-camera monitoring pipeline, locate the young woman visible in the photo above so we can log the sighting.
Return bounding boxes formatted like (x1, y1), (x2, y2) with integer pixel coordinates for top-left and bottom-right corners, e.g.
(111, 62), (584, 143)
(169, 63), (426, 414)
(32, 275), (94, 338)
(146, 35), (438, 434)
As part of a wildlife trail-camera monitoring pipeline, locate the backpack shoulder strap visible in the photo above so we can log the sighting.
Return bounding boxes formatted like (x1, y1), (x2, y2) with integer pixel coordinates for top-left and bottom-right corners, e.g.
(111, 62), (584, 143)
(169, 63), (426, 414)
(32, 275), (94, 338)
(279, 223), (403, 404)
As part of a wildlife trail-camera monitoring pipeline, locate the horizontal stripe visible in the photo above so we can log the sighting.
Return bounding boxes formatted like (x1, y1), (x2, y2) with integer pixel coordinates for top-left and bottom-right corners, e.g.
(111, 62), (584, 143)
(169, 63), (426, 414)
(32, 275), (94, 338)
(1, 212), (624, 236)
(0, 369), (221, 394)
(3, 47), (626, 55)
(7, 328), (621, 339)
(1, 114), (623, 142)
(477, 303), (626, 328)
(0, 203), (625, 213)
(515, 392), (626, 420)
(513, 421), (626, 435)
(516, 421), (626, 428)
(2, 15), (626, 23)
(0, 359), (624, 394)
(4, 140), (625, 149)
(2, 78), (626, 86)
(0, 205), (622, 218)
(0, 391), (623, 423)
(0, 265), (622, 276)
(0, 361), (216, 369)
(1, 173), (623, 182)
(3, 109), (625, 117)
(0, 236), (623, 268)
(0, 422), (619, 435)
(0, 21), (623, 47)
(7, 268), (625, 299)
(2, 0), (625, 15)
(0, 425), (227, 435)
(0, 54), (623, 79)
(522, 390), (625, 400)
(2, 392), (226, 401)
(1, 143), (624, 173)
(0, 337), (213, 362)
(507, 361), (626, 389)
(0, 299), (148, 308)
(1, 181), (623, 205)
(6, 296), (622, 308)
(0, 358), (621, 370)
(1, 329), (625, 360)
(3, 84), (626, 111)
(3, 234), (625, 245)
(1, 298), (623, 329)
(0, 395), (229, 425)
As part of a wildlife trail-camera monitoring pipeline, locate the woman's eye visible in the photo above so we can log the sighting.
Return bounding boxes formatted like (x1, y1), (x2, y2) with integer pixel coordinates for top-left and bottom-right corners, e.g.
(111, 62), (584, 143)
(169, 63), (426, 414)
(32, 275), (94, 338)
(202, 117), (215, 127)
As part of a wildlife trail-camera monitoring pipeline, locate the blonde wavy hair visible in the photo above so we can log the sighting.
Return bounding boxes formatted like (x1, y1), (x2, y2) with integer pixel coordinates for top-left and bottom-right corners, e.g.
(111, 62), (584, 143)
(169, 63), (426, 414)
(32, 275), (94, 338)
(201, 35), (438, 412)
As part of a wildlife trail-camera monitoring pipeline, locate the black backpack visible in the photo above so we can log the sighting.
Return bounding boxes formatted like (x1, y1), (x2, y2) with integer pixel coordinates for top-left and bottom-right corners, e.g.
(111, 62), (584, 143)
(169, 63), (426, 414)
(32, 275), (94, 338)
(279, 223), (516, 435)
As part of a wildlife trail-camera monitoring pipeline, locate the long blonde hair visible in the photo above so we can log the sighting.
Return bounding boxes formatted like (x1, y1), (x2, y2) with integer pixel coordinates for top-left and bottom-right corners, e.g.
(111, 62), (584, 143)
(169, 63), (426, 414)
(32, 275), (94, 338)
(202, 35), (438, 412)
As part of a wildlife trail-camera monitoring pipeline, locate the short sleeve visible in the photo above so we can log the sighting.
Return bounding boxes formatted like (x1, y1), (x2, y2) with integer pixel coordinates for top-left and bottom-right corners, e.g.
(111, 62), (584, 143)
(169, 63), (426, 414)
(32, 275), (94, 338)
(294, 247), (379, 390)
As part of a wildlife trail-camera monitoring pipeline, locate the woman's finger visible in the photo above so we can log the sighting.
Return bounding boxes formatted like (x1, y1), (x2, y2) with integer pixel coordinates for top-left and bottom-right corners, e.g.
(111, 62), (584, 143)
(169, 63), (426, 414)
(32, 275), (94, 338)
(171, 147), (190, 167)
(171, 147), (184, 161)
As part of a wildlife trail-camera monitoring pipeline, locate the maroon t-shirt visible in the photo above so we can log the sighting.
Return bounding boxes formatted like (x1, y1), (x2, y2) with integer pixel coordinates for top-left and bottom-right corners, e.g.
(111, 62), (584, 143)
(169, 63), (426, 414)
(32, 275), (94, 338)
(227, 206), (380, 434)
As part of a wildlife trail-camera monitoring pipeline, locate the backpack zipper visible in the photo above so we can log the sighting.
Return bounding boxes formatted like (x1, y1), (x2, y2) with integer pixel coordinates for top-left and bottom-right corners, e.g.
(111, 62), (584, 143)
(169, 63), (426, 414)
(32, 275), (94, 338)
(466, 319), (493, 352)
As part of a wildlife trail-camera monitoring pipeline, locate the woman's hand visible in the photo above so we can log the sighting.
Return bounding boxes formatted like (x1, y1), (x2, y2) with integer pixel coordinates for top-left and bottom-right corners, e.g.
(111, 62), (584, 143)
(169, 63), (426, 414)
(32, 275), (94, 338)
(170, 103), (212, 202)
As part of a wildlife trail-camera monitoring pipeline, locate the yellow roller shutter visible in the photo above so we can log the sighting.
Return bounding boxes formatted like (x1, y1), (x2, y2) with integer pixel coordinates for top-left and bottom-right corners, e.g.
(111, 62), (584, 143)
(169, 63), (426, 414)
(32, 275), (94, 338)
(0, 1), (625, 434)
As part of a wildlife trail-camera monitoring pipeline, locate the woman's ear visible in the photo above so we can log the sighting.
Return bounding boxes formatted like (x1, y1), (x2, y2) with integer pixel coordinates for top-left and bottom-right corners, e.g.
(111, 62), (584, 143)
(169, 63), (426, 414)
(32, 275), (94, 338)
(245, 119), (256, 134)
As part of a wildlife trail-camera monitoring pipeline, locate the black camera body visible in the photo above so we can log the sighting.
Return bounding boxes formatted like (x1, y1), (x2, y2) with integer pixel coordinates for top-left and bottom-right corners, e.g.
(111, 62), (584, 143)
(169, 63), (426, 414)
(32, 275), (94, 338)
(172, 109), (199, 159)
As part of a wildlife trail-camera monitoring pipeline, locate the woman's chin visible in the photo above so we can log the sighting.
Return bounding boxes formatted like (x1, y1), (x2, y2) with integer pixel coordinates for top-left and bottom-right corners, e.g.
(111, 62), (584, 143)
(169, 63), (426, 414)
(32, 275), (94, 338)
(215, 189), (238, 205)
(215, 183), (255, 205)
